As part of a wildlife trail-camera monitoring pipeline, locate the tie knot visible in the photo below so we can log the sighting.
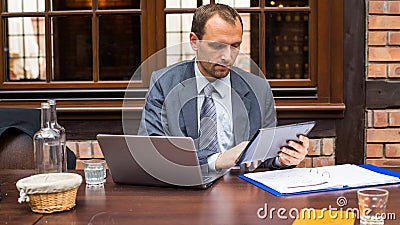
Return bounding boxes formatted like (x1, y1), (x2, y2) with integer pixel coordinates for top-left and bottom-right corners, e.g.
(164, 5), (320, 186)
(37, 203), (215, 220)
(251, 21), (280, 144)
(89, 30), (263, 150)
(203, 83), (215, 97)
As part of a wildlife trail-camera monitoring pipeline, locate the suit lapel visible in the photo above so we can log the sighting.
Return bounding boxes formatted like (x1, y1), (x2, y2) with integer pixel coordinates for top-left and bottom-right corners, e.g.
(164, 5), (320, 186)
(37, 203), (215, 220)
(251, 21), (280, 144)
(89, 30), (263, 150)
(231, 71), (251, 145)
(178, 62), (199, 139)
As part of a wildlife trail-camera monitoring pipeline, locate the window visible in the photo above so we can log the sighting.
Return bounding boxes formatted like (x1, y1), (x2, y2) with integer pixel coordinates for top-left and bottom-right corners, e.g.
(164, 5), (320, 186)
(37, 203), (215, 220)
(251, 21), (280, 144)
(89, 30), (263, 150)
(5, 0), (45, 80)
(0, 0), (151, 113)
(1, 0), (144, 85)
(0, 0), (344, 120)
(162, 0), (344, 118)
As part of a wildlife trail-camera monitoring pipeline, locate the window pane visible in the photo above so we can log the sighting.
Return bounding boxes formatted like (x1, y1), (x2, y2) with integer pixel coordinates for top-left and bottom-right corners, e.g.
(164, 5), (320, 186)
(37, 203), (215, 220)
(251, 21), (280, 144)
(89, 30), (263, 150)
(6, 17), (45, 81)
(266, 0), (309, 7)
(6, 0), (45, 12)
(99, 15), (141, 81)
(215, 0), (251, 7)
(248, 13), (261, 76)
(52, 0), (140, 10)
(234, 13), (252, 72)
(166, 14), (182, 32)
(51, 0), (92, 10)
(166, 13), (195, 66)
(265, 12), (309, 79)
(166, 0), (197, 8)
(52, 16), (92, 81)
(98, 0), (140, 9)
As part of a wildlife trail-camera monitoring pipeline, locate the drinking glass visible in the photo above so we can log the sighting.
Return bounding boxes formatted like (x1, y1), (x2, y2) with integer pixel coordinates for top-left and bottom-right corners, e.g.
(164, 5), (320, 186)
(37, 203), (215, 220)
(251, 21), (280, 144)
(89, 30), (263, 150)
(357, 188), (389, 225)
(83, 159), (106, 185)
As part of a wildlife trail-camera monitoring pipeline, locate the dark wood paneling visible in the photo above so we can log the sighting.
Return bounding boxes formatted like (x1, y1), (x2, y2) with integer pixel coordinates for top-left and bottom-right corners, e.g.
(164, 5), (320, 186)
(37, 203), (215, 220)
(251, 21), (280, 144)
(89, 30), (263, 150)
(62, 120), (124, 140)
(335, 0), (365, 165)
(61, 112), (142, 139)
(366, 81), (400, 109)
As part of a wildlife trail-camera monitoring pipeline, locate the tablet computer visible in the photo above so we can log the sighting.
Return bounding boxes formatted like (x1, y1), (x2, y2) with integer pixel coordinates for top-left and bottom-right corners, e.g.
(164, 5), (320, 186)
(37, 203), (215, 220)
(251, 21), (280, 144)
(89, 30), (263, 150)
(235, 121), (316, 164)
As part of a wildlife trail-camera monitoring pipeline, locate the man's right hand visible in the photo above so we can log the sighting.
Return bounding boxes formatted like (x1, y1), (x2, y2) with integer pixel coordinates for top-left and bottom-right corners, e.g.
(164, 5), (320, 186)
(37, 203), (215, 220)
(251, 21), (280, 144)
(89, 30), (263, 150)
(215, 141), (249, 170)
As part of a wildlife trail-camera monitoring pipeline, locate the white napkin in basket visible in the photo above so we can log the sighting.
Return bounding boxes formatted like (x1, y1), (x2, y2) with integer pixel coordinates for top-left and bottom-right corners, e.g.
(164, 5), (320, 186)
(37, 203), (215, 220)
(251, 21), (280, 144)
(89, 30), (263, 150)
(16, 173), (82, 203)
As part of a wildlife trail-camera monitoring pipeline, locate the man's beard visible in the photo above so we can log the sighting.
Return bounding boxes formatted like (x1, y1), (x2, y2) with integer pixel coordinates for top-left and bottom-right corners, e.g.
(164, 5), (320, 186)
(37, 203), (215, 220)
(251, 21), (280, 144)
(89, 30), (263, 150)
(197, 60), (231, 79)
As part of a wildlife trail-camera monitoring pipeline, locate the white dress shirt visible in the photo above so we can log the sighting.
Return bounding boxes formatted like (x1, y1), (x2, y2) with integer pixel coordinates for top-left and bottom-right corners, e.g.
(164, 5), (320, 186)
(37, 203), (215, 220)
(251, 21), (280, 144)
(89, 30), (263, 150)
(194, 62), (234, 172)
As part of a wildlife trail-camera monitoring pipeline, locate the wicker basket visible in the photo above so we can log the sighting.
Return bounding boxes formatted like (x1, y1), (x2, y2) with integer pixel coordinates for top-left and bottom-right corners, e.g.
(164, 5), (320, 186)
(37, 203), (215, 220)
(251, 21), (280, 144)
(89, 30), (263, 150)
(16, 173), (82, 213)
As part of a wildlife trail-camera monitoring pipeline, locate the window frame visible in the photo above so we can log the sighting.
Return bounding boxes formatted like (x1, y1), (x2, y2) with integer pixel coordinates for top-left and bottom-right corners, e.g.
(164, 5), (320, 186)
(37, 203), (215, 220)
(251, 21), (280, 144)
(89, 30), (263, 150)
(0, 0), (344, 120)
(160, 0), (344, 118)
(0, 0), (153, 89)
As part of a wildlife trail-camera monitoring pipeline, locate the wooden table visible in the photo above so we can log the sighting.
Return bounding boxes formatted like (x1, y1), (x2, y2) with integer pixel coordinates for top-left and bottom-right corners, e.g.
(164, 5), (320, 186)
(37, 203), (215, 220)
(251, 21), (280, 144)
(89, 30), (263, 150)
(1, 169), (399, 225)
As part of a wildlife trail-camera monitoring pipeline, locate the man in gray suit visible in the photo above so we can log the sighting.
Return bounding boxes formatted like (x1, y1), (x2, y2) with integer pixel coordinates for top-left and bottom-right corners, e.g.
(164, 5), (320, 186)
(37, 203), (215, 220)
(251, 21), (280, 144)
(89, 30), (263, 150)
(138, 4), (309, 171)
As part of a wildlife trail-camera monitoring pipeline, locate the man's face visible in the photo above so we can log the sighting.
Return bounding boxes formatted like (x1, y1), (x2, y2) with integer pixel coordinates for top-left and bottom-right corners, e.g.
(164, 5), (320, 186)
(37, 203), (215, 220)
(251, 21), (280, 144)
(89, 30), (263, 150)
(190, 15), (242, 80)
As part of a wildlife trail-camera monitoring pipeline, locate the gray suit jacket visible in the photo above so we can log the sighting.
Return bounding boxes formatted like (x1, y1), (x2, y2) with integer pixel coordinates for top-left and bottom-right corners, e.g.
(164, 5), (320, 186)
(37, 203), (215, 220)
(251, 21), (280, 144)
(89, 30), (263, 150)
(138, 60), (277, 167)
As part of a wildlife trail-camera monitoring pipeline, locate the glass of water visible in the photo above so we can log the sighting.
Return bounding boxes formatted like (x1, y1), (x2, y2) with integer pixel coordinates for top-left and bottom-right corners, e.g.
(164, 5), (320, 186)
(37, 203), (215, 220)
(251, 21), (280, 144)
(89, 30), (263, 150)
(83, 159), (106, 185)
(357, 188), (389, 225)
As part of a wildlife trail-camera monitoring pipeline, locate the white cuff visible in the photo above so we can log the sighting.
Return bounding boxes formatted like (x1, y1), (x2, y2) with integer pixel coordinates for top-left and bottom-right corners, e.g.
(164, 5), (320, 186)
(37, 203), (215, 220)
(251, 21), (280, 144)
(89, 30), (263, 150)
(207, 153), (221, 172)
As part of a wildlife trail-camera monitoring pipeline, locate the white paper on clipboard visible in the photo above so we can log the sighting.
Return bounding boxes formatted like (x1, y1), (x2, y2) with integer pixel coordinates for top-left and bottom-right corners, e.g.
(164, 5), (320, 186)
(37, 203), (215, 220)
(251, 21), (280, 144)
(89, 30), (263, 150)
(236, 121), (316, 164)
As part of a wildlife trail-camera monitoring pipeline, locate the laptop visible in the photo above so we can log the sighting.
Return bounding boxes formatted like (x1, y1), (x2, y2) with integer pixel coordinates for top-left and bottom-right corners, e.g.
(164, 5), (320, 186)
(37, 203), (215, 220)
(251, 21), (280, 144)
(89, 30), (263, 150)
(96, 134), (227, 189)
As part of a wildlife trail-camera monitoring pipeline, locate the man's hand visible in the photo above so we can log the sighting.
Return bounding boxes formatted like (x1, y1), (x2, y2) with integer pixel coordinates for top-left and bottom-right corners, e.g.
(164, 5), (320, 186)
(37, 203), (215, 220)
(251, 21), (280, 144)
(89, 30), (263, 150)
(278, 135), (309, 166)
(215, 141), (248, 170)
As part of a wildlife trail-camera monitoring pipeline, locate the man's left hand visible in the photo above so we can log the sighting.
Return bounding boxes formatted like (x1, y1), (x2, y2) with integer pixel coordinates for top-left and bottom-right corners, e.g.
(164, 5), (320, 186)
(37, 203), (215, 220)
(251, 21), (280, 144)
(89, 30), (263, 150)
(278, 135), (309, 166)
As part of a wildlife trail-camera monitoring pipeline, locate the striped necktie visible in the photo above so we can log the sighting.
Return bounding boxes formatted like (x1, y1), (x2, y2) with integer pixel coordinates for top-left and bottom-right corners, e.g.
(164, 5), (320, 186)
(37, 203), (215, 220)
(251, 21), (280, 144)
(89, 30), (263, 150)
(199, 83), (219, 154)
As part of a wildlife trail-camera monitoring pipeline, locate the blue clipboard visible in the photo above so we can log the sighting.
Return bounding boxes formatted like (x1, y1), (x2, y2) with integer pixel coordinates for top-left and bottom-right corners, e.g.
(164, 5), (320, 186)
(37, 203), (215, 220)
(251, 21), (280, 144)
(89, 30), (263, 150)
(239, 164), (400, 196)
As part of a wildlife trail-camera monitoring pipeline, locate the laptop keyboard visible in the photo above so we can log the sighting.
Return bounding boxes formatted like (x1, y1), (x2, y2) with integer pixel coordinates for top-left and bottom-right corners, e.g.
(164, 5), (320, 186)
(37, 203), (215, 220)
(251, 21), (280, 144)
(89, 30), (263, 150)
(202, 176), (213, 183)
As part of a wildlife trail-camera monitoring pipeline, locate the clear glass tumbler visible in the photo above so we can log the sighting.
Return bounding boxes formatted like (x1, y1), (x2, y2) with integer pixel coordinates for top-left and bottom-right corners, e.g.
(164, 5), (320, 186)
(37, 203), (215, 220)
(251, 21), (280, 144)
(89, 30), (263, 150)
(357, 188), (389, 225)
(83, 159), (106, 185)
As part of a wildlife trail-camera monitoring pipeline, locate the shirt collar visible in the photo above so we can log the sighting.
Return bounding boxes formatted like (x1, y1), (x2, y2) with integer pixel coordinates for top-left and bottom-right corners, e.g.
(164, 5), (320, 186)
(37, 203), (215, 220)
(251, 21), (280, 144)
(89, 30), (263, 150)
(194, 60), (231, 98)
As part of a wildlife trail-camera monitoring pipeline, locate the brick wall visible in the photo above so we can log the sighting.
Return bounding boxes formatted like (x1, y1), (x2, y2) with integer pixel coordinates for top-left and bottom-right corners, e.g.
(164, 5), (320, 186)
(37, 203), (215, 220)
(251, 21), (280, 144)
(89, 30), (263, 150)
(366, 110), (400, 167)
(67, 141), (104, 170)
(368, 0), (400, 77)
(67, 138), (335, 169)
(367, 0), (400, 167)
(298, 138), (335, 168)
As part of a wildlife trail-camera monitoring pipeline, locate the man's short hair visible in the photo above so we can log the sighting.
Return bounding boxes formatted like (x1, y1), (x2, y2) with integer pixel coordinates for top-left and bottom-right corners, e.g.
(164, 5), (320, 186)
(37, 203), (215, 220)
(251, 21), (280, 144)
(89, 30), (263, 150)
(191, 3), (243, 40)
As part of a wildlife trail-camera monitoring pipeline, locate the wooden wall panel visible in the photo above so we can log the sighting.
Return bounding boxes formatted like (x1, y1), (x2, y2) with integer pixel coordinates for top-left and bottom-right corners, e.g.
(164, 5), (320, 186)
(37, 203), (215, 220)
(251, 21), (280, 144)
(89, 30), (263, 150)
(335, 0), (365, 165)
(366, 81), (400, 109)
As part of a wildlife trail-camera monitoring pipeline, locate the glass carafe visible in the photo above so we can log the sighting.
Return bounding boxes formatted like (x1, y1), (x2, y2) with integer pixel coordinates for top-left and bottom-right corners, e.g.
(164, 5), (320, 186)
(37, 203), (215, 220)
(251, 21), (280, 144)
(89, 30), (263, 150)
(33, 102), (62, 174)
(48, 99), (67, 172)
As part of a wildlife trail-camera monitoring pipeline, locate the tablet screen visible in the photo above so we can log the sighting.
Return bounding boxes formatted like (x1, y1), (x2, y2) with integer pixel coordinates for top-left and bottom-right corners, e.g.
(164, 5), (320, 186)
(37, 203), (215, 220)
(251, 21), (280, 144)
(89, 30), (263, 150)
(235, 121), (316, 164)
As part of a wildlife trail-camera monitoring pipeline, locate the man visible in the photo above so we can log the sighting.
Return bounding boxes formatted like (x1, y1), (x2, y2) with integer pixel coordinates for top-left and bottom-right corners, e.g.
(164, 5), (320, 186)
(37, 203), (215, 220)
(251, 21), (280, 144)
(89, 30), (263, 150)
(138, 4), (309, 171)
